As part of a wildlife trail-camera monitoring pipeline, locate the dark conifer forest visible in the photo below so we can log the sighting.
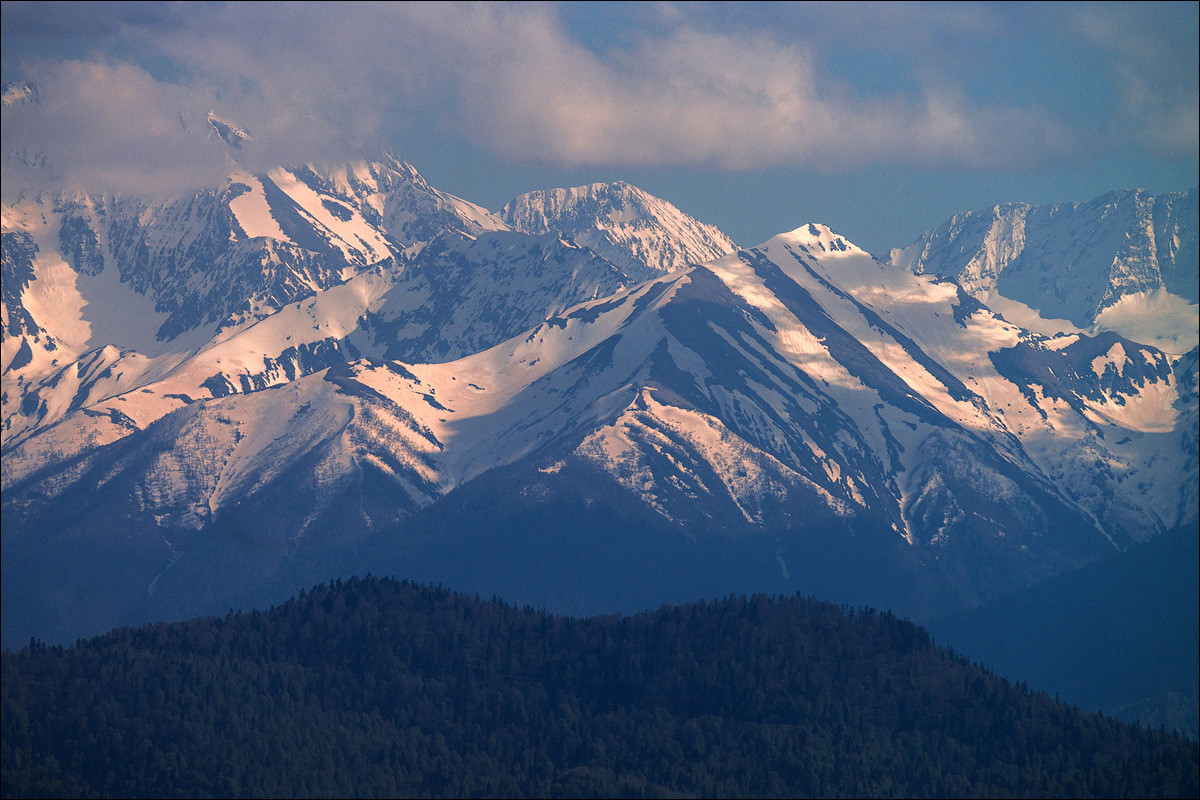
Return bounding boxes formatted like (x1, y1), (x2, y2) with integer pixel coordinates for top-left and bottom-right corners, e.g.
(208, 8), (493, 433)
(3, 576), (1197, 798)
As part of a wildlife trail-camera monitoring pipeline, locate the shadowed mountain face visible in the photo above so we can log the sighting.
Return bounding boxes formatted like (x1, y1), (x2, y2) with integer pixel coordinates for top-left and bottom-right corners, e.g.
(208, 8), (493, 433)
(890, 188), (1198, 353)
(2, 163), (1196, 649)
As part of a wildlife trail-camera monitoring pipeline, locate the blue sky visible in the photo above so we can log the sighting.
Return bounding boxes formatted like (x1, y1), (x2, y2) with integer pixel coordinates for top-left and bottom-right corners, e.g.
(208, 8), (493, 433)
(3, 1), (1197, 255)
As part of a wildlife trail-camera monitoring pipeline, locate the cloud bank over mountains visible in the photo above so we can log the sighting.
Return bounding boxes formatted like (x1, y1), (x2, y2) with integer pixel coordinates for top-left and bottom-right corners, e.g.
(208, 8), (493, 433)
(3, 2), (1196, 201)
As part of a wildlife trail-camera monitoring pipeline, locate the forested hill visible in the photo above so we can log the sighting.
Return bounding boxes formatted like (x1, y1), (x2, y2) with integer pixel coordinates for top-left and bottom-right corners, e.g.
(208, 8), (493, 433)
(3, 578), (1197, 799)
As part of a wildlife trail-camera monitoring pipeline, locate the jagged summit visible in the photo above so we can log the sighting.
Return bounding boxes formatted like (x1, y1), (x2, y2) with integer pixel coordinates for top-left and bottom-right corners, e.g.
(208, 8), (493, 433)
(891, 187), (1199, 351)
(206, 112), (251, 148)
(322, 155), (510, 243)
(501, 180), (736, 280)
(776, 223), (867, 257)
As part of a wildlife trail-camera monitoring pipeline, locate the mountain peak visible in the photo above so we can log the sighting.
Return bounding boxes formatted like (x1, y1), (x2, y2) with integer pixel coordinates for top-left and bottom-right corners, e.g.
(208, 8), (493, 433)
(206, 112), (251, 149)
(501, 180), (735, 279)
(502, 181), (650, 222)
(778, 223), (865, 256)
(892, 186), (1199, 350)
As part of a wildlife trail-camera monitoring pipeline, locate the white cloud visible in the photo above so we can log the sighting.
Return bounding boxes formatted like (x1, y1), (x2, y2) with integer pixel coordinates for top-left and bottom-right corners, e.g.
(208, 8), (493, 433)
(361, 4), (1075, 170)
(1071, 3), (1199, 158)
(2, 59), (231, 198)
(4, 1), (1182, 201)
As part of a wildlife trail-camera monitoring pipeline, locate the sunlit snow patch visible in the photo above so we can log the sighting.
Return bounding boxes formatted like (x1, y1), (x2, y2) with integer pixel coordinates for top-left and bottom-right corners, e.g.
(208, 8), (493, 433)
(1092, 288), (1198, 354)
(576, 388), (851, 524)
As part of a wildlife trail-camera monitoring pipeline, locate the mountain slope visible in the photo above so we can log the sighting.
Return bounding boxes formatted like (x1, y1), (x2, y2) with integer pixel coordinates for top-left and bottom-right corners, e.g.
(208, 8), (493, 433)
(0, 164), (693, 464)
(0, 156), (519, 378)
(502, 180), (736, 280)
(364, 230), (632, 363)
(890, 187), (1199, 353)
(2, 161), (1195, 650)
(5, 218), (1193, 646)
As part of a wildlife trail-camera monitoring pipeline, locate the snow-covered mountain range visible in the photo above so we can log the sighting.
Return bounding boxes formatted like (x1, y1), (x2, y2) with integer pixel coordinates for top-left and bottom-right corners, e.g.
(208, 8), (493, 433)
(2, 154), (1196, 647)
(890, 188), (1198, 353)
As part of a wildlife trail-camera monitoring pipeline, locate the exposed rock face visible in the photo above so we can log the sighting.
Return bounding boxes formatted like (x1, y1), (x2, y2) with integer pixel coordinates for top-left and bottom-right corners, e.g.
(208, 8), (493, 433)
(891, 188), (1198, 338)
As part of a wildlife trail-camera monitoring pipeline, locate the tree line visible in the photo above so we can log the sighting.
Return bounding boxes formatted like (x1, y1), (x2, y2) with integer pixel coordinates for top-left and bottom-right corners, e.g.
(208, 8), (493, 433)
(3, 576), (1197, 797)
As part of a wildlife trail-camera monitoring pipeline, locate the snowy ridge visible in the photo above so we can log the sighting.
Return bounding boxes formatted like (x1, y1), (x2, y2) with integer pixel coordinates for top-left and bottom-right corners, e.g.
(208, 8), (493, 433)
(1, 156), (511, 387)
(502, 181), (736, 280)
(3, 160), (1197, 647)
(5, 206), (1190, 546)
(891, 188), (1199, 352)
(325, 156), (510, 245)
(576, 386), (851, 525)
(752, 225), (1191, 544)
(365, 231), (633, 363)
(2, 164), (738, 482)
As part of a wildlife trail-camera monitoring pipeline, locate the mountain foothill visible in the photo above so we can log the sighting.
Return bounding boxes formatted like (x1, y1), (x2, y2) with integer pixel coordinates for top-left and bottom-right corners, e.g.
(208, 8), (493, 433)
(2, 149), (1197, 796)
